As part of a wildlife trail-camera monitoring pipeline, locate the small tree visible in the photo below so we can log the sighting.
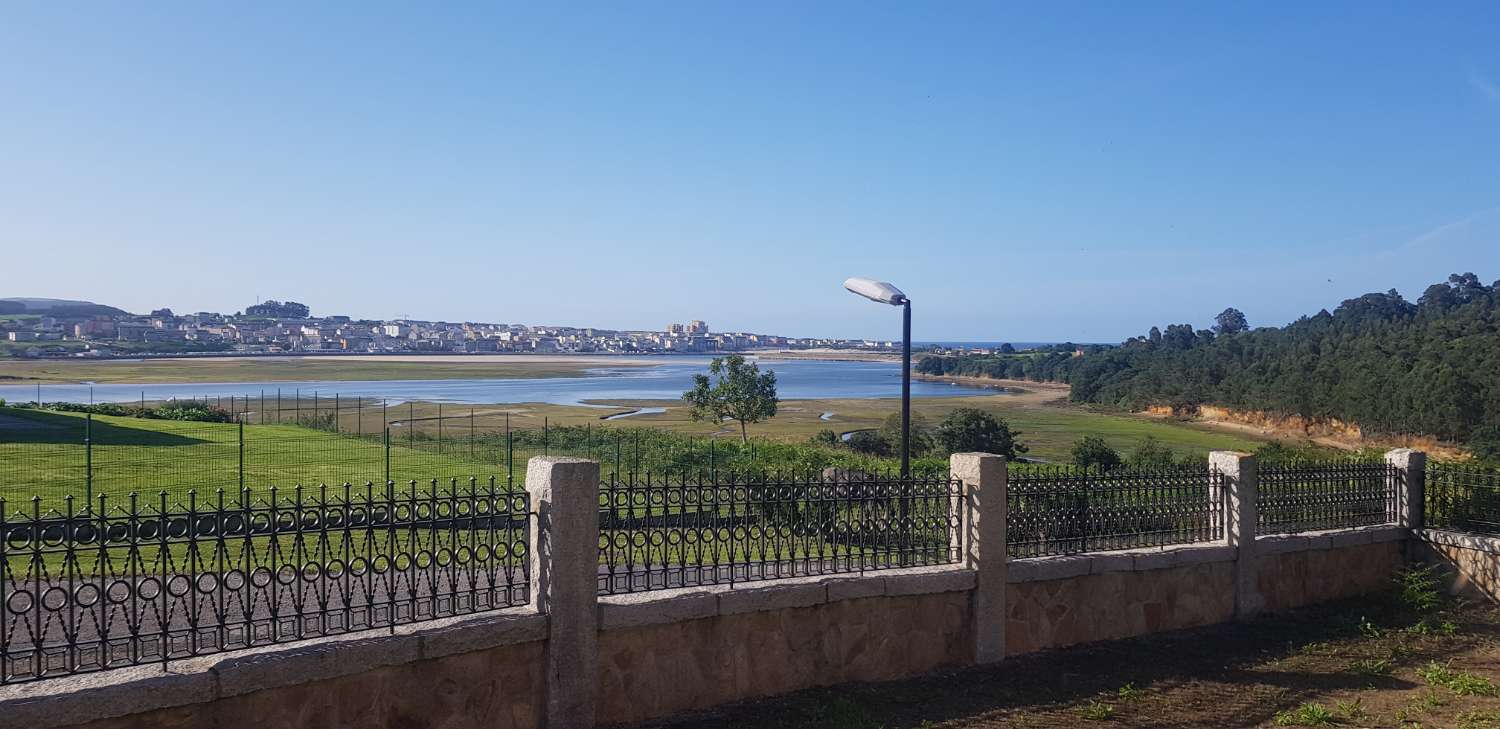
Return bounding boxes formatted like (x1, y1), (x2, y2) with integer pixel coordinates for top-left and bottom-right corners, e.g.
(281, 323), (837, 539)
(682, 355), (778, 444)
(935, 408), (1027, 460)
(1071, 436), (1122, 471)
(845, 430), (892, 456)
(878, 412), (935, 457)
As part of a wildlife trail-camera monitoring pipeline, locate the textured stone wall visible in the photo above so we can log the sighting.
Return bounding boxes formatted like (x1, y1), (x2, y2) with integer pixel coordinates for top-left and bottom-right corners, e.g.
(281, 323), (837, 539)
(1005, 561), (1236, 656)
(596, 591), (972, 726)
(64, 640), (544, 729)
(1254, 541), (1404, 613)
(1413, 531), (1500, 602)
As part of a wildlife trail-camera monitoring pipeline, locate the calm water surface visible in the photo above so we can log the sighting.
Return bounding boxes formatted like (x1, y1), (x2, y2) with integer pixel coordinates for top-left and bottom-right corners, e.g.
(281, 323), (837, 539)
(0, 357), (1005, 406)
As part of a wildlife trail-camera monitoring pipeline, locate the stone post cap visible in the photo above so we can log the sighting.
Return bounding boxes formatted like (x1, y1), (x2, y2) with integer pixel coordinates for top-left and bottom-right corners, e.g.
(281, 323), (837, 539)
(949, 452), (1007, 461)
(526, 456), (599, 466)
(1384, 448), (1425, 466)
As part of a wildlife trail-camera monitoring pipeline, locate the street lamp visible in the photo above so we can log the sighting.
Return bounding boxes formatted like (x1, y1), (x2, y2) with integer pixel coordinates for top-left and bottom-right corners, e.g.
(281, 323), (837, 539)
(843, 277), (912, 477)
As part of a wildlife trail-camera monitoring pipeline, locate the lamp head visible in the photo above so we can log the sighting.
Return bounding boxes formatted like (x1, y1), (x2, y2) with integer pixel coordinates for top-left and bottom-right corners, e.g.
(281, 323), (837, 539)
(843, 277), (907, 306)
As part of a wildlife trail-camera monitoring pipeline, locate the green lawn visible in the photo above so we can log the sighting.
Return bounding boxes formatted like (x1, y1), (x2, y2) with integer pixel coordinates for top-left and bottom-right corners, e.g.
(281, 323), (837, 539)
(0, 407), (524, 509)
(0, 392), (1278, 512)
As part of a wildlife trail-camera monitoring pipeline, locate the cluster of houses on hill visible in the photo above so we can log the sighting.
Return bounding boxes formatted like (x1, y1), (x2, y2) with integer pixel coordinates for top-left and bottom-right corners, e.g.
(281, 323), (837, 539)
(0, 300), (896, 358)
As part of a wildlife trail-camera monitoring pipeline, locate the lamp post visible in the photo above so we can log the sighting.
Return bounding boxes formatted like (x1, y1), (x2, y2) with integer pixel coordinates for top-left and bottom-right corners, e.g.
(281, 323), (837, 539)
(843, 277), (912, 477)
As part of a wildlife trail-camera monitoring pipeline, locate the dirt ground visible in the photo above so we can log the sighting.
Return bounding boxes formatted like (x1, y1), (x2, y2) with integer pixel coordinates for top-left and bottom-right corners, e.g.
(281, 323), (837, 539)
(641, 584), (1500, 729)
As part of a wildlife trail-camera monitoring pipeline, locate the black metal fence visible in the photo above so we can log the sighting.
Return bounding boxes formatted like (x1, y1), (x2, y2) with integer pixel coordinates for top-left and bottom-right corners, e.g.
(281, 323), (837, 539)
(0, 481), (531, 685)
(597, 469), (964, 595)
(1256, 460), (1398, 535)
(1426, 462), (1500, 535)
(1007, 465), (1222, 558)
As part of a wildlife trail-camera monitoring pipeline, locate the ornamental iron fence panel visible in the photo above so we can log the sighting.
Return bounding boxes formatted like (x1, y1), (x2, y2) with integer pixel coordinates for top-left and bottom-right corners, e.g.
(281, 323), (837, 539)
(1006, 465), (1222, 558)
(597, 469), (964, 595)
(1426, 462), (1500, 535)
(1256, 460), (1397, 535)
(0, 480), (531, 685)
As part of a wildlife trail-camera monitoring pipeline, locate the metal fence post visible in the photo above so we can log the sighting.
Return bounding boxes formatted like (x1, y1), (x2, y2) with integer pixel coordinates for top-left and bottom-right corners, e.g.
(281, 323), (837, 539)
(85, 413), (93, 509)
(1387, 448), (1427, 530)
(525, 456), (600, 728)
(1210, 451), (1260, 620)
(238, 421), (245, 492)
(950, 452), (1006, 664)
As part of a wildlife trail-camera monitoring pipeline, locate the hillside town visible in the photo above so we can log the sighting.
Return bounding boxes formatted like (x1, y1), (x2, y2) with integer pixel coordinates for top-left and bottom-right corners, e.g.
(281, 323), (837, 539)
(0, 298), (897, 358)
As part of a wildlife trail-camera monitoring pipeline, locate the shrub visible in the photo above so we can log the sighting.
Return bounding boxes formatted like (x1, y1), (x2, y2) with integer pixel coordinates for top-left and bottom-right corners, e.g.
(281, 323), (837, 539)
(1128, 436), (1176, 468)
(845, 430), (892, 457)
(810, 429), (841, 447)
(935, 408), (1026, 459)
(153, 401), (235, 423)
(1071, 436), (1122, 471)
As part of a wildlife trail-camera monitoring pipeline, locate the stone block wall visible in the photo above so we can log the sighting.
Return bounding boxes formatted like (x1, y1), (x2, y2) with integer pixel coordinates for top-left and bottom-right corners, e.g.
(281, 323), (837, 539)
(597, 584), (972, 726)
(1255, 533), (1407, 612)
(1006, 558), (1235, 655)
(4, 611), (548, 729)
(1413, 529), (1500, 602)
(69, 640), (545, 729)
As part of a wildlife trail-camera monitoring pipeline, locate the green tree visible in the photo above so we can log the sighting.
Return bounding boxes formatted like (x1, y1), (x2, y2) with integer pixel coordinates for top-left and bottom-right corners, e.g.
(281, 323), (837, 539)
(1071, 436), (1122, 471)
(1213, 307), (1249, 335)
(935, 408), (1027, 459)
(1470, 425), (1500, 463)
(682, 355), (778, 443)
(845, 430), (892, 456)
(878, 412), (935, 456)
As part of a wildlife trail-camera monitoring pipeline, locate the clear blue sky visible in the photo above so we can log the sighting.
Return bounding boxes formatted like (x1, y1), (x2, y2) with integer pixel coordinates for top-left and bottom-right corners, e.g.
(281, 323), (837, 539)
(3, 2), (1498, 342)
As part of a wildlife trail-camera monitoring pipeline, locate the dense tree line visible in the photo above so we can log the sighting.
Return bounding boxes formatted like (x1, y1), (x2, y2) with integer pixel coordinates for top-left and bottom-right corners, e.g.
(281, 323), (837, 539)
(917, 274), (1500, 454)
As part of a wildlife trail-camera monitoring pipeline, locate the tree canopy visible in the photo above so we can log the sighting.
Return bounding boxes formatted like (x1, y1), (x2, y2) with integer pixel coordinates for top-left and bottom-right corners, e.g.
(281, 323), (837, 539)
(916, 273), (1500, 456)
(935, 408), (1027, 460)
(682, 355), (778, 443)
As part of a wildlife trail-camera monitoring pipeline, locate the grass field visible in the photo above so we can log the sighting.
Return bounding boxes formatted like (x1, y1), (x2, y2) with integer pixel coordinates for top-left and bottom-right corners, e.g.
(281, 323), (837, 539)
(510, 392), (1273, 464)
(0, 407), (519, 507)
(0, 384), (1279, 511)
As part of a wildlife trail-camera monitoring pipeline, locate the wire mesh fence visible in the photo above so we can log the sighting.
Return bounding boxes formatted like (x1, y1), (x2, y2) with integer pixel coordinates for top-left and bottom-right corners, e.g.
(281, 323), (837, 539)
(596, 469), (965, 595)
(1255, 460), (1398, 535)
(1425, 462), (1500, 535)
(1, 395), (919, 510)
(0, 481), (532, 685)
(1006, 465), (1223, 558)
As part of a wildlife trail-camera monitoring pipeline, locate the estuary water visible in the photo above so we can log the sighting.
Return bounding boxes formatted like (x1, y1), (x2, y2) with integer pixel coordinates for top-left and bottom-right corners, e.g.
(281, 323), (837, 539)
(0, 357), (1005, 406)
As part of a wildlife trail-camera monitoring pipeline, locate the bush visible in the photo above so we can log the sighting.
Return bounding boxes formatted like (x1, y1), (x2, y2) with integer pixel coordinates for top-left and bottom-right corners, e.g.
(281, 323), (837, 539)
(1071, 436), (1122, 471)
(1128, 436), (1176, 468)
(878, 413), (936, 457)
(809, 429), (841, 447)
(152, 401), (235, 423)
(845, 430), (892, 457)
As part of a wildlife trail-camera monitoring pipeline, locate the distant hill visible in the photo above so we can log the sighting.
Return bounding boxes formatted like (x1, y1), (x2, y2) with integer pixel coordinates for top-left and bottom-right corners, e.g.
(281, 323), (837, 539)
(0, 298), (129, 317)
